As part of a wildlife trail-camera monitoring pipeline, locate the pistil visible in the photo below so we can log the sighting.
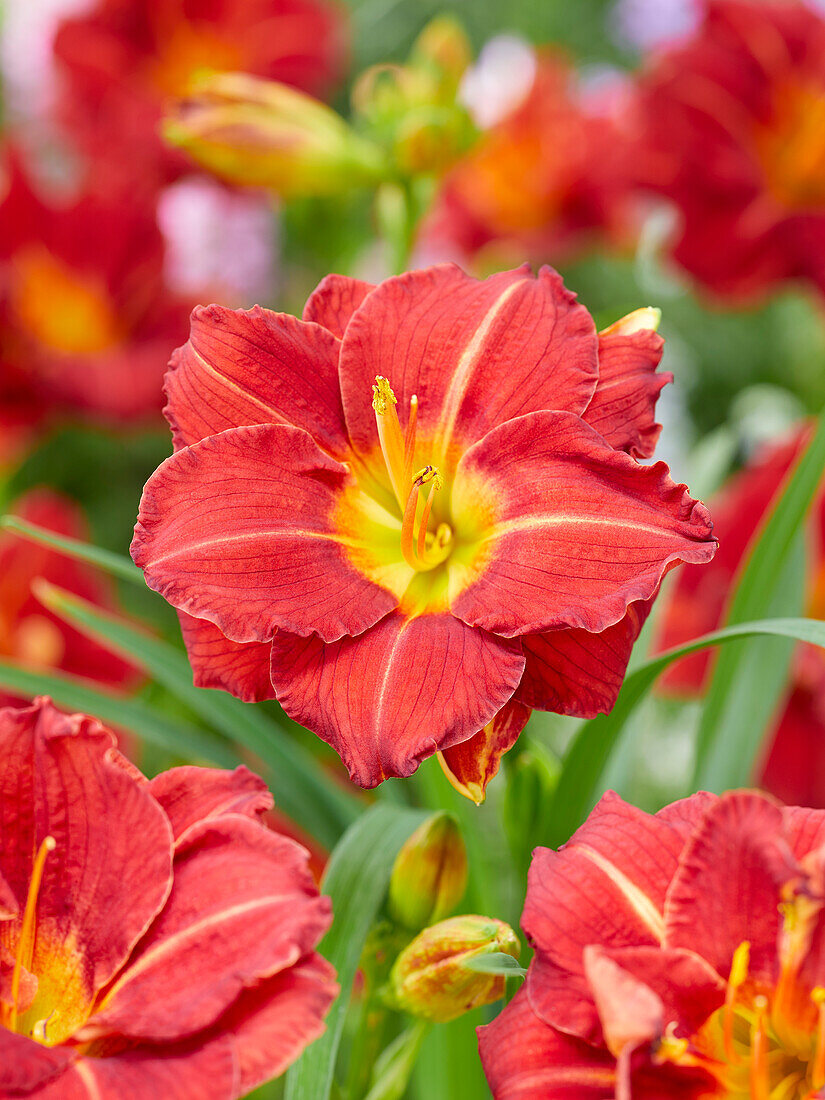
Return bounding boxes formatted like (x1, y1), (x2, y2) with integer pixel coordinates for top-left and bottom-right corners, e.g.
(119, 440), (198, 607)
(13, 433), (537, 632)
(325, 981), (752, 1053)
(8, 835), (55, 1033)
(749, 996), (770, 1100)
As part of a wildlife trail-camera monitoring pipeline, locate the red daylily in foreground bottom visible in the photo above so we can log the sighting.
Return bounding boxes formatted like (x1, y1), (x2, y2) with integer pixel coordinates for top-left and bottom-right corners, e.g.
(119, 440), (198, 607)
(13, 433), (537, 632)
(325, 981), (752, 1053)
(0, 698), (335, 1099)
(480, 789), (825, 1098)
(133, 263), (717, 796)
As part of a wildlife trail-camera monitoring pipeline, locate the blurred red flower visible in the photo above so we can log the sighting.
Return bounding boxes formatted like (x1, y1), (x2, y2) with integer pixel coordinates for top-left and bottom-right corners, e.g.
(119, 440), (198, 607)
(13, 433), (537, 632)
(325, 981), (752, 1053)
(480, 789), (825, 1098)
(53, 0), (348, 184)
(132, 264), (715, 795)
(631, 0), (825, 302)
(0, 154), (193, 421)
(0, 489), (138, 704)
(657, 426), (825, 806)
(423, 54), (636, 266)
(0, 697), (336, 1099)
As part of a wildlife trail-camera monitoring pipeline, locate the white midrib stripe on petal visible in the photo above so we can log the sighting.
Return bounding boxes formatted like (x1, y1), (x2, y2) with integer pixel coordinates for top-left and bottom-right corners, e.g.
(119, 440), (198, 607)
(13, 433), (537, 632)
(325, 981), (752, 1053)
(576, 843), (665, 941)
(479, 513), (686, 543)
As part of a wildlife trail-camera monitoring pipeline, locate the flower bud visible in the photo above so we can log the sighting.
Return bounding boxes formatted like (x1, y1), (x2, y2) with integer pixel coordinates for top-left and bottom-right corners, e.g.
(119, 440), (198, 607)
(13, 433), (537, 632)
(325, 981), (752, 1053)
(409, 15), (472, 103)
(390, 915), (520, 1022)
(163, 72), (386, 197)
(388, 812), (468, 931)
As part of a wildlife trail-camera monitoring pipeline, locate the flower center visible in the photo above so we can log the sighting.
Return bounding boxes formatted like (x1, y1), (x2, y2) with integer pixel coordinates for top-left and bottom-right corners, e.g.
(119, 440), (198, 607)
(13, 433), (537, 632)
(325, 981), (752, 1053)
(754, 81), (825, 209)
(372, 376), (454, 572)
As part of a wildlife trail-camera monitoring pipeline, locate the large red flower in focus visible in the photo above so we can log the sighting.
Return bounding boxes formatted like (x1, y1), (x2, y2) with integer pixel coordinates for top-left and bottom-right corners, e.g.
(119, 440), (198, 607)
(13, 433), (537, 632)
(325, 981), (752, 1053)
(657, 427), (825, 807)
(0, 155), (193, 421)
(424, 55), (635, 266)
(132, 263), (717, 795)
(480, 789), (825, 1098)
(631, 0), (825, 303)
(0, 697), (336, 1099)
(53, 0), (348, 184)
(0, 489), (137, 705)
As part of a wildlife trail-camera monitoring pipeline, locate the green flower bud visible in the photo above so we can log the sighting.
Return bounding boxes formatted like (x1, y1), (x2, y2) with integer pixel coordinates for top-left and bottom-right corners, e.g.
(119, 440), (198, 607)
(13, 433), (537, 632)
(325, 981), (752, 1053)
(388, 813), (468, 931)
(390, 915), (520, 1023)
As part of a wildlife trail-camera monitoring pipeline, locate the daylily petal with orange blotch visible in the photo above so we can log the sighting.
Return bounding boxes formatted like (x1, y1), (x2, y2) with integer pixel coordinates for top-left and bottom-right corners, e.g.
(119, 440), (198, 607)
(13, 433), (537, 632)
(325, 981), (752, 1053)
(479, 788), (825, 1099)
(0, 698), (335, 1099)
(134, 262), (716, 796)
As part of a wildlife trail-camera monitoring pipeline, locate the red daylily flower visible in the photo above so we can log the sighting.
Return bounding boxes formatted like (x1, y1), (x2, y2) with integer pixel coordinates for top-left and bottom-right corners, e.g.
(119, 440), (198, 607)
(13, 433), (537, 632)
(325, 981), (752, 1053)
(657, 426), (825, 806)
(53, 0), (348, 184)
(479, 789), (825, 1098)
(132, 263), (716, 794)
(630, 0), (825, 303)
(0, 697), (336, 1099)
(0, 153), (193, 421)
(423, 54), (636, 266)
(0, 489), (138, 705)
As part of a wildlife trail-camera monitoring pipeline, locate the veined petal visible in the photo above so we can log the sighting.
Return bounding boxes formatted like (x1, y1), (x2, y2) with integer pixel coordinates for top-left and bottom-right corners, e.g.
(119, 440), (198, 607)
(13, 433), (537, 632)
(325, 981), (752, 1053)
(479, 987), (616, 1100)
(523, 792), (687, 1041)
(164, 304), (348, 454)
(221, 953), (337, 1095)
(0, 699), (173, 1036)
(338, 264), (598, 475)
(664, 790), (795, 984)
(132, 423), (398, 645)
(583, 947), (663, 1056)
(177, 610), (276, 703)
(450, 411), (716, 638)
(0, 1030), (73, 1094)
(439, 697), (531, 803)
(87, 816), (331, 1043)
(518, 598), (653, 717)
(148, 765), (272, 844)
(584, 318), (669, 459)
(302, 273), (375, 338)
(35, 1038), (236, 1100)
(269, 612), (525, 787)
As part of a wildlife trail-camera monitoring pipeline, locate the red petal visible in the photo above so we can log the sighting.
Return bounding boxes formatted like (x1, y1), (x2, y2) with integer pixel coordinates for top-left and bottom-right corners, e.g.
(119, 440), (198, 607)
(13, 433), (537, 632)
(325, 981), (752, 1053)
(784, 805), (825, 860)
(0, 699), (173, 1012)
(583, 947), (663, 1056)
(164, 304), (348, 455)
(222, 953), (337, 1094)
(88, 816), (331, 1042)
(451, 411), (716, 637)
(0, 1030), (73, 1094)
(177, 610), (275, 703)
(479, 987), (616, 1099)
(655, 792), (718, 843)
(269, 612), (525, 787)
(518, 597), (652, 717)
(664, 791), (795, 983)
(338, 264), (598, 476)
(439, 697), (531, 803)
(37, 1038), (236, 1100)
(132, 423), (397, 645)
(148, 764), (273, 844)
(760, 672), (825, 808)
(302, 274), (375, 338)
(523, 792), (686, 1041)
(584, 324), (669, 459)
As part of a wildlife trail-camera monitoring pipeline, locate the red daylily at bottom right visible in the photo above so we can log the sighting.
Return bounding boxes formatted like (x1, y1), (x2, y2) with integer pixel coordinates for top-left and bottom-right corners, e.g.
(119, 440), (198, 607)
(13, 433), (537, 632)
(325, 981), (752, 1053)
(479, 789), (825, 1099)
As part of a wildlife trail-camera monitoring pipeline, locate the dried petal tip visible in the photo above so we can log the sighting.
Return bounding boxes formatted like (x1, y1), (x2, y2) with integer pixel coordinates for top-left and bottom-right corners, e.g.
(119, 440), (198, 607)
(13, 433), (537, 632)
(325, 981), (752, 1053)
(390, 914), (520, 1022)
(389, 813), (468, 931)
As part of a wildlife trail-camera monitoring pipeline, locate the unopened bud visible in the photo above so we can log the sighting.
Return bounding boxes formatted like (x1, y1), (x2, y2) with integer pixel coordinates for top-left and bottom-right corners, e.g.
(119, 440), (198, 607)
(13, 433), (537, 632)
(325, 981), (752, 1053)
(410, 16), (472, 101)
(164, 72), (386, 197)
(390, 915), (520, 1022)
(389, 812), (468, 931)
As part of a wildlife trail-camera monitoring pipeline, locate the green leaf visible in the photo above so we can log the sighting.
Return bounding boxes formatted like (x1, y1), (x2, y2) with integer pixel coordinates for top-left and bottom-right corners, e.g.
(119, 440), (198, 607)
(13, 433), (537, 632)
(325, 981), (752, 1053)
(0, 515), (145, 586)
(363, 1022), (429, 1100)
(0, 660), (236, 765)
(461, 953), (527, 978)
(285, 804), (426, 1100)
(545, 616), (825, 848)
(34, 581), (360, 847)
(693, 416), (825, 789)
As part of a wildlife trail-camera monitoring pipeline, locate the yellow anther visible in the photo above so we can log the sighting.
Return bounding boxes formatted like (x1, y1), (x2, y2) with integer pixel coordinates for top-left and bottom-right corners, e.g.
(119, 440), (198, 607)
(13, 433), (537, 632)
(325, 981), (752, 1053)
(730, 941), (751, 989)
(372, 375), (398, 415)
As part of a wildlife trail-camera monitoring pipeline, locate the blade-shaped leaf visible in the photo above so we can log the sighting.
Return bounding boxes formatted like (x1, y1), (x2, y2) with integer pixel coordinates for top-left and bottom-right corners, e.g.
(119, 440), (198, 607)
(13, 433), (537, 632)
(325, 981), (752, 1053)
(0, 515), (145, 586)
(545, 616), (825, 848)
(33, 581), (360, 846)
(285, 804), (426, 1100)
(462, 953), (527, 977)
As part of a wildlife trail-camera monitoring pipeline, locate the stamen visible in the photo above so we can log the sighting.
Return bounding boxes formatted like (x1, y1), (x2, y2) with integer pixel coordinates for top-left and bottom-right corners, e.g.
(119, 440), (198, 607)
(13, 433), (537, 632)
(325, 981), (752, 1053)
(403, 394), (418, 488)
(811, 987), (825, 1089)
(749, 995), (770, 1100)
(9, 835), (55, 1032)
(416, 476), (438, 561)
(724, 940), (751, 1062)
(372, 376), (407, 508)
